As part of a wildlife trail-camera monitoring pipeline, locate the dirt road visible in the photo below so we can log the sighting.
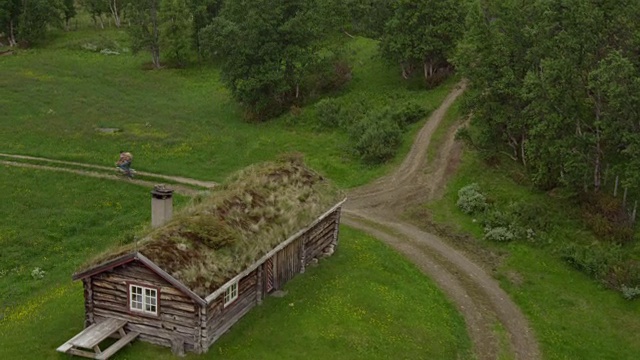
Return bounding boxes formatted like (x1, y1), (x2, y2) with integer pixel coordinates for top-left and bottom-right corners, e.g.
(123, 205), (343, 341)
(344, 82), (540, 360)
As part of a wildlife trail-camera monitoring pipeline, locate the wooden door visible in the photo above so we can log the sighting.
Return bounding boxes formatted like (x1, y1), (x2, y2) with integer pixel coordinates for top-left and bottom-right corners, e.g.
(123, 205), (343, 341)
(265, 257), (274, 293)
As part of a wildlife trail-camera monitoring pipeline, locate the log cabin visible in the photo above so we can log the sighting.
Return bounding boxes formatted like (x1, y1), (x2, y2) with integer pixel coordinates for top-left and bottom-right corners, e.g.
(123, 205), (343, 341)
(58, 159), (345, 358)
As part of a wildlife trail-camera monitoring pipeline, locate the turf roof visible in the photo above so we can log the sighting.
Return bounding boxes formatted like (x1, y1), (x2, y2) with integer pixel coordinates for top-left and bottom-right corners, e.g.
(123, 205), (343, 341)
(81, 158), (344, 297)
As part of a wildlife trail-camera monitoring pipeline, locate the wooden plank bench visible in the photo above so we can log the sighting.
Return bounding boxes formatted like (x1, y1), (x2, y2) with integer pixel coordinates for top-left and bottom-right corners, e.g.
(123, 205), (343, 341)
(57, 318), (139, 359)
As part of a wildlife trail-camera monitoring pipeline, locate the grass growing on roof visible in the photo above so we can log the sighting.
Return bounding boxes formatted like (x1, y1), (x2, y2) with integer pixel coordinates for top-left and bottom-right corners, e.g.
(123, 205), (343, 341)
(83, 158), (344, 296)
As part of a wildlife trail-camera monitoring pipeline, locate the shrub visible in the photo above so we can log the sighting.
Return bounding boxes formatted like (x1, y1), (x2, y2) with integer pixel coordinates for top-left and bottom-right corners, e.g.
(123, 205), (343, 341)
(507, 201), (553, 231)
(31, 267), (45, 280)
(621, 286), (640, 300)
(560, 242), (625, 278)
(456, 183), (487, 214)
(481, 208), (511, 229)
(307, 57), (353, 96)
(603, 260), (640, 290)
(351, 112), (402, 164)
(581, 193), (634, 244)
(391, 101), (428, 128)
(315, 98), (343, 129)
(484, 226), (516, 242)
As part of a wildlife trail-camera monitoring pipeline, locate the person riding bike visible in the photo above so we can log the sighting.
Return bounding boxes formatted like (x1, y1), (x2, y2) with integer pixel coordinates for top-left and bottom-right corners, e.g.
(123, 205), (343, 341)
(116, 151), (134, 178)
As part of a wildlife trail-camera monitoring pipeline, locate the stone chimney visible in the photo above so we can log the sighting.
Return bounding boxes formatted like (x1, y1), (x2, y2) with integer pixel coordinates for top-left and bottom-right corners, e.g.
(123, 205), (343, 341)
(151, 185), (174, 228)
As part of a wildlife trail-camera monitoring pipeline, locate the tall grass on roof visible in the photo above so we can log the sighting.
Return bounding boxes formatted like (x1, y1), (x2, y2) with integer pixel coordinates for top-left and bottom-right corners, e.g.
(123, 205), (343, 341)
(83, 157), (343, 297)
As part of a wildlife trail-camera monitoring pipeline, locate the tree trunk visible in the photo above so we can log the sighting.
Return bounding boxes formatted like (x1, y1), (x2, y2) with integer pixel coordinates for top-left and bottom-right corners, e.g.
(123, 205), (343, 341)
(98, 15), (105, 30)
(152, 47), (161, 69)
(151, 2), (161, 69)
(593, 96), (603, 191)
(9, 20), (17, 47)
(400, 63), (410, 79)
(109, 1), (121, 28)
(423, 61), (434, 82)
(521, 134), (527, 168)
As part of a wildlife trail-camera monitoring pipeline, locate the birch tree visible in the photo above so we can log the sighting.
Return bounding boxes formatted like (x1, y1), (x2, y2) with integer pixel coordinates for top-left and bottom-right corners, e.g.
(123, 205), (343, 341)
(160, 0), (192, 65)
(202, 0), (332, 120)
(456, 0), (640, 192)
(126, 0), (162, 68)
(380, 0), (464, 83)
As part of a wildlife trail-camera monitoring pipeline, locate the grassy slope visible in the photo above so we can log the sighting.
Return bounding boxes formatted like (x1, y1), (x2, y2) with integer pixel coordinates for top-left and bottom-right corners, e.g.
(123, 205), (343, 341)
(0, 29), (453, 188)
(425, 105), (640, 359)
(0, 166), (173, 311)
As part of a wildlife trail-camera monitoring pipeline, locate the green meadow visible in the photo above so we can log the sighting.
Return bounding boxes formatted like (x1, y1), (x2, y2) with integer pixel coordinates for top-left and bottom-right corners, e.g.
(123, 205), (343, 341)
(1, 28), (469, 359)
(0, 28), (454, 188)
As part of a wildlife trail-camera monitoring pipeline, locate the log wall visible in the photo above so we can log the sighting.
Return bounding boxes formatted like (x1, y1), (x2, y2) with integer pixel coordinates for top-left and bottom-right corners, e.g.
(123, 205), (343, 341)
(88, 261), (201, 353)
(203, 270), (258, 350)
(304, 207), (341, 262)
(200, 206), (342, 352)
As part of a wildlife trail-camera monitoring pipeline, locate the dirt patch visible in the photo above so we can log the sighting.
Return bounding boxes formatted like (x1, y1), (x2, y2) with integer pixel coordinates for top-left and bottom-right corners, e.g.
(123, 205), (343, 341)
(95, 127), (122, 134)
(345, 82), (541, 360)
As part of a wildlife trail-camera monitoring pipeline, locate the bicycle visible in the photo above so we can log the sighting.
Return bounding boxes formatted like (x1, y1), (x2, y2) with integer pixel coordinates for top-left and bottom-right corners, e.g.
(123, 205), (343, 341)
(116, 166), (136, 179)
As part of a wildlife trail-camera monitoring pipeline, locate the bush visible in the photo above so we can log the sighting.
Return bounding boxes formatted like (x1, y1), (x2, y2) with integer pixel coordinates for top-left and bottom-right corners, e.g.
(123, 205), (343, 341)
(482, 208), (511, 229)
(456, 183), (487, 214)
(31, 267), (45, 280)
(351, 112), (402, 164)
(507, 201), (553, 231)
(560, 242), (625, 279)
(391, 101), (428, 128)
(484, 226), (516, 242)
(581, 193), (634, 244)
(621, 286), (640, 300)
(603, 260), (640, 290)
(315, 98), (343, 129)
(307, 57), (352, 96)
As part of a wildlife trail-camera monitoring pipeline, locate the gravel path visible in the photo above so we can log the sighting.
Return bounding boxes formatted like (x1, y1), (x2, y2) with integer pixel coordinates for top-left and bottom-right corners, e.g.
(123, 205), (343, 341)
(344, 82), (541, 360)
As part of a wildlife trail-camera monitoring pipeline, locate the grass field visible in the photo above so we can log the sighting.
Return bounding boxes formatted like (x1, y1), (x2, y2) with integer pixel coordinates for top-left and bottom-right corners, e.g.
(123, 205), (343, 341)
(0, 28), (454, 188)
(423, 105), (640, 359)
(0, 171), (472, 359)
(1, 27), (471, 359)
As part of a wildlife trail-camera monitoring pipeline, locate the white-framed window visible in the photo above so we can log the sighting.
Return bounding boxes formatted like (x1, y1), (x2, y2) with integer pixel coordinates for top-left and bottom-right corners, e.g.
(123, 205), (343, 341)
(129, 284), (158, 315)
(224, 281), (238, 307)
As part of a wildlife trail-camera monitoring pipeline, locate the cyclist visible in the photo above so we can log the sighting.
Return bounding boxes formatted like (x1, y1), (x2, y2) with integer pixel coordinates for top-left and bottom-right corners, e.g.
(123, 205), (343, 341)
(116, 151), (134, 178)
